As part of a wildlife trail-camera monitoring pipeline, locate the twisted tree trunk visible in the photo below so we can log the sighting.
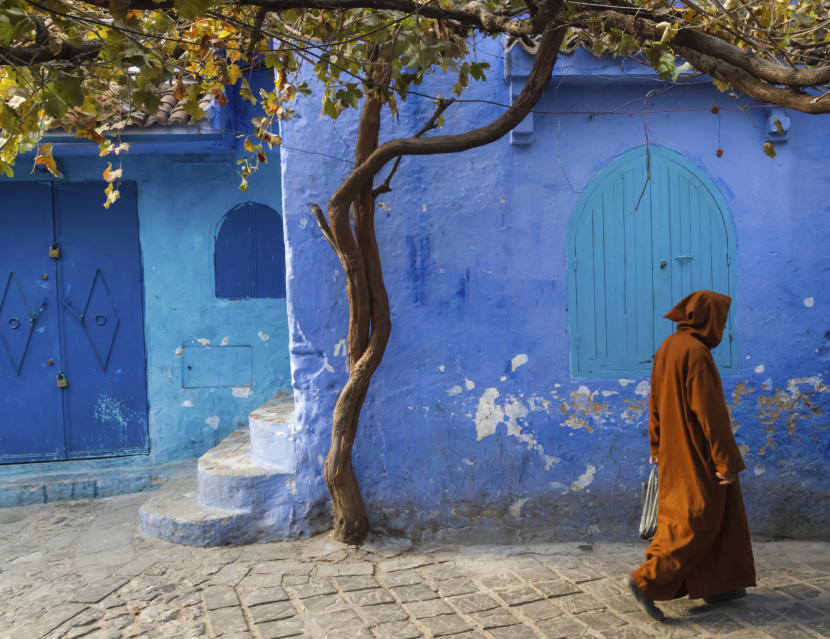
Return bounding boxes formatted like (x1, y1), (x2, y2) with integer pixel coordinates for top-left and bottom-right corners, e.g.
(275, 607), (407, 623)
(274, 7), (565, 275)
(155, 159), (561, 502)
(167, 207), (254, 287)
(314, 21), (566, 544)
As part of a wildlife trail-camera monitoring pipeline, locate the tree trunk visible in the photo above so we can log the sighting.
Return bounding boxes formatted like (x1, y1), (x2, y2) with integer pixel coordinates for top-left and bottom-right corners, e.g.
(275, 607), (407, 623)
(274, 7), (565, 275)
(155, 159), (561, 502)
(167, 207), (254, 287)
(316, 22), (566, 544)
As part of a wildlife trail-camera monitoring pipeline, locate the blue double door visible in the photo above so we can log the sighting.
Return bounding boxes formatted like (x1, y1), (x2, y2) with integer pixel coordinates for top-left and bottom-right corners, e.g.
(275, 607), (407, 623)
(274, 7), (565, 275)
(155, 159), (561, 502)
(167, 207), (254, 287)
(0, 181), (148, 463)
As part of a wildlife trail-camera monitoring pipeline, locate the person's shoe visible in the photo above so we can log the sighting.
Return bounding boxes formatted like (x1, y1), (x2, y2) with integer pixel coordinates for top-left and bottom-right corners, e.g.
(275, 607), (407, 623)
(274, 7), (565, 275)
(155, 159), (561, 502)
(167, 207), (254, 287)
(627, 577), (665, 621)
(703, 587), (747, 604)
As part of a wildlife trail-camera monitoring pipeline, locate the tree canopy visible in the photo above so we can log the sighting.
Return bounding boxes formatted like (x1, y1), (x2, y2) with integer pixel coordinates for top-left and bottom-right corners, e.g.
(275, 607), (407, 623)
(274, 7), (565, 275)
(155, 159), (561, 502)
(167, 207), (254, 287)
(1, 0), (829, 181)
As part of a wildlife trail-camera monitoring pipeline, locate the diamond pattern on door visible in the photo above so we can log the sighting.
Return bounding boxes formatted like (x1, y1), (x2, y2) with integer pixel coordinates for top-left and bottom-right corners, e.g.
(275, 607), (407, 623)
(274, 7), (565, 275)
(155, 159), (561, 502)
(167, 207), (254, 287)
(80, 269), (120, 371)
(0, 272), (36, 375)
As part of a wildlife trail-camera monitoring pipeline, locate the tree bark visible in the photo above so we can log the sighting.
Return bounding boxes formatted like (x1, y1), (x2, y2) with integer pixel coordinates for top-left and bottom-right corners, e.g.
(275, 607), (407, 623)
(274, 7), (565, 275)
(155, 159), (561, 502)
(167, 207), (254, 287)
(316, 22), (566, 544)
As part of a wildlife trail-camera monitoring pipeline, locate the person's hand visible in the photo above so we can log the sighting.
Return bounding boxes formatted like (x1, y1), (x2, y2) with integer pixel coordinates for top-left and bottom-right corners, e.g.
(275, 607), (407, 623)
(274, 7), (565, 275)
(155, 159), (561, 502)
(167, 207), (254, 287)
(649, 456), (658, 465)
(715, 471), (737, 485)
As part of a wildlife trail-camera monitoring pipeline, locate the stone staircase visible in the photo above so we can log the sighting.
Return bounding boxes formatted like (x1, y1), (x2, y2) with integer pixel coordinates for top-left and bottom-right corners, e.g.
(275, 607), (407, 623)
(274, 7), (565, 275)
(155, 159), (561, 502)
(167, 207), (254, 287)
(139, 394), (299, 546)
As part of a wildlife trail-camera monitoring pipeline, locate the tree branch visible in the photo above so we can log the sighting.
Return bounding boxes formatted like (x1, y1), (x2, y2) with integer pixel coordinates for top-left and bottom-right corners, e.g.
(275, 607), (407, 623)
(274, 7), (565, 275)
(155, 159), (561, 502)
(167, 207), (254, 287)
(330, 21), (567, 213)
(600, 10), (830, 88)
(372, 97), (455, 198)
(0, 42), (102, 65)
(80, 0), (539, 36)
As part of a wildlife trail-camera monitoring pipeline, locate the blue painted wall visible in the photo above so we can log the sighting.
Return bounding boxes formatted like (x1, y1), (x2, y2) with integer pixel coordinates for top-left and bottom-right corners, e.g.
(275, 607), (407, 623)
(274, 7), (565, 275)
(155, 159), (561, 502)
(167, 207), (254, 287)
(280, 42), (830, 541)
(0, 72), (291, 502)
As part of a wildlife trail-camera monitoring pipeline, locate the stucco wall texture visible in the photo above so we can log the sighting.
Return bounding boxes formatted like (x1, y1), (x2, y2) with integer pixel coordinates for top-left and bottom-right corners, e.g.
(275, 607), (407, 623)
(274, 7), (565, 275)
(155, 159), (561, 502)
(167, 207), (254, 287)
(0, 79), (292, 497)
(280, 42), (830, 542)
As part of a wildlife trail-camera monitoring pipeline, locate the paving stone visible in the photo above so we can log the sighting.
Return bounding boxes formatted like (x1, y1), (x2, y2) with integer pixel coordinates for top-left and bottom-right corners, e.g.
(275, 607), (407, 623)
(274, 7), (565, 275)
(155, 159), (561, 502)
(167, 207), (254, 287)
(417, 613), (471, 636)
(381, 570), (423, 588)
(554, 593), (605, 614)
(356, 602), (410, 624)
(493, 585), (544, 607)
(405, 598), (453, 618)
(579, 578), (626, 599)
(514, 567), (560, 583)
(488, 626), (539, 639)
(253, 561), (290, 574)
(317, 562), (375, 577)
(534, 580), (583, 598)
(805, 617), (830, 638)
(249, 602), (297, 624)
(70, 579), (129, 604)
(393, 584), (439, 602)
(290, 580), (337, 599)
(775, 583), (823, 599)
(420, 564), (468, 582)
(436, 578), (479, 597)
(370, 620), (423, 639)
(207, 605), (248, 636)
(574, 610), (626, 630)
(536, 616), (589, 639)
(604, 595), (641, 615)
(239, 586), (290, 607)
(282, 575), (310, 586)
(209, 564), (251, 587)
(299, 593), (350, 615)
(568, 568), (604, 584)
(513, 599), (564, 621)
(347, 588), (395, 606)
(447, 633), (488, 639)
(378, 557), (433, 573)
(479, 574), (525, 590)
(203, 585), (239, 610)
(451, 592), (502, 614)
(257, 618), (306, 639)
(765, 626), (825, 639)
(599, 628), (658, 639)
(334, 576), (381, 592)
(468, 607), (520, 629)
(314, 608), (364, 630)
(691, 612), (745, 635)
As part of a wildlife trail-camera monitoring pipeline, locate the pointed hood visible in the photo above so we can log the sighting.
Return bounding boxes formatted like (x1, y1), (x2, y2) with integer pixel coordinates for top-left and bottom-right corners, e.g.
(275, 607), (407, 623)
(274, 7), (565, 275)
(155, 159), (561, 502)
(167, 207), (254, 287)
(665, 290), (731, 348)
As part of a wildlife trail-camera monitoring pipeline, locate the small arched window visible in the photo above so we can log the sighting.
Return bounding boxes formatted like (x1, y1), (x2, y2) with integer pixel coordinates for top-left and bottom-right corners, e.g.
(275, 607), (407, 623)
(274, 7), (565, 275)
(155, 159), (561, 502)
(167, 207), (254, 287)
(215, 202), (286, 299)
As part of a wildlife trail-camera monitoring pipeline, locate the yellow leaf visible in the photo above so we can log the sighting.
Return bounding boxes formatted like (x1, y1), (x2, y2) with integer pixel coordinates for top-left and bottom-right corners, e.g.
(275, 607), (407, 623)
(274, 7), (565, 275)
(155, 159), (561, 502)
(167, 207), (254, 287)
(244, 137), (256, 152)
(103, 183), (120, 209)
(227, 64), (243, 85)
(103, 162), (123, 183)
(33, 143), (62, 178)
(239, 173), (249, 192)
(275, 70), (286, 92)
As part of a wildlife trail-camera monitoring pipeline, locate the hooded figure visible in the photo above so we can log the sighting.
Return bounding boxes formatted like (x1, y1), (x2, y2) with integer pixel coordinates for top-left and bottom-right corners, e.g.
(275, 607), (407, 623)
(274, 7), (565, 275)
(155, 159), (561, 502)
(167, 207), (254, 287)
(629, 290), (755, 618)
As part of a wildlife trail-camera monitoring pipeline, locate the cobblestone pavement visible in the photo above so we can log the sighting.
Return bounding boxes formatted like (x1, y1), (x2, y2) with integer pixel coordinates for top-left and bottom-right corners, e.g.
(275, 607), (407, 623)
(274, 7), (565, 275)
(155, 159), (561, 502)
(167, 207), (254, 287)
(1, 493), (829, 639)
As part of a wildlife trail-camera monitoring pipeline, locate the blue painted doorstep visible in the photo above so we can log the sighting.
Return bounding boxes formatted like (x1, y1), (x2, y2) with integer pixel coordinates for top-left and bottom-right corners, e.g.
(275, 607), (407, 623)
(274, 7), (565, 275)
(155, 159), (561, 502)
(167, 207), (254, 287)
(0, 181), (149, 463)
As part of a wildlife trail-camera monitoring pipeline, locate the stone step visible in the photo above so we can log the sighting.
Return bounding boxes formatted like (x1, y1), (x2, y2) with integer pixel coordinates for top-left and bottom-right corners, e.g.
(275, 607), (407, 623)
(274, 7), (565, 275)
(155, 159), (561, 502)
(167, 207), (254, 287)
(248, 392), (297, 470)
(139, 394), (301, 546)
(138, 476), (256, 546)
(197, 429), (294, 513)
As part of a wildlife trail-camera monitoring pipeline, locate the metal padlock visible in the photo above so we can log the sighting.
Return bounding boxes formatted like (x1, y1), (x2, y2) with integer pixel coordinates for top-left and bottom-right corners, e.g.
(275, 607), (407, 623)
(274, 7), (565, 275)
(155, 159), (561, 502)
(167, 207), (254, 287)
(49, 243), (60, 258)
(56, 372), (68, 388)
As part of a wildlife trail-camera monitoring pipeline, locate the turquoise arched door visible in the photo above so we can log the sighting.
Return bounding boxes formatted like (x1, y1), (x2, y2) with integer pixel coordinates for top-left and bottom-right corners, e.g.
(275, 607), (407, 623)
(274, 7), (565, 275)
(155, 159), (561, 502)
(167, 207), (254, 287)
(568, 146), (736, 377)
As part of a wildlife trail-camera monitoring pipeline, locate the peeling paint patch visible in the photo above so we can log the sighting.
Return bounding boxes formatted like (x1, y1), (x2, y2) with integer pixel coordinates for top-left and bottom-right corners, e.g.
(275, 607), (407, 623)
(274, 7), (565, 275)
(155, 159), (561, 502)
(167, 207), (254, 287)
(220, 336), (230, 346)
(94, 396), (128, 429)
(473, 388), (559, 469)
(175, 346), (183, 357)
(377, 201), (391, 211)
(511, 354), (528, 372)
(447, 385), (463, 396)
(804, 297), (815, 308)
(755, 365), (765, 374)
(182, 400), (193, 407)
(206, 416), (220, 430)
(438, 365), (446, 373)
(619, 379), (636, 387)
(232, 386), (253, 398)
(462, 457), (474, 466)
(509, 498), (528, 518)
(197, 338), (211, 347)
(258, 331), (270, 342)
(601, 390), (619, 398)
(634, 381), (650, 398)
(465, 378), (475, 391)
(754, 466), (765, 476)
(323, 360), (335, 373)
(334, 339), (347, 357)
(572, 464), (596, 490)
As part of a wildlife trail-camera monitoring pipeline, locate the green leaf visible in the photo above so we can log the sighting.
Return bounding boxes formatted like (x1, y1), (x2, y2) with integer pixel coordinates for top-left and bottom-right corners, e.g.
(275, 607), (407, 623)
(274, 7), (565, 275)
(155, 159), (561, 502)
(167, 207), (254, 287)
(53, 72), (84, 107)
